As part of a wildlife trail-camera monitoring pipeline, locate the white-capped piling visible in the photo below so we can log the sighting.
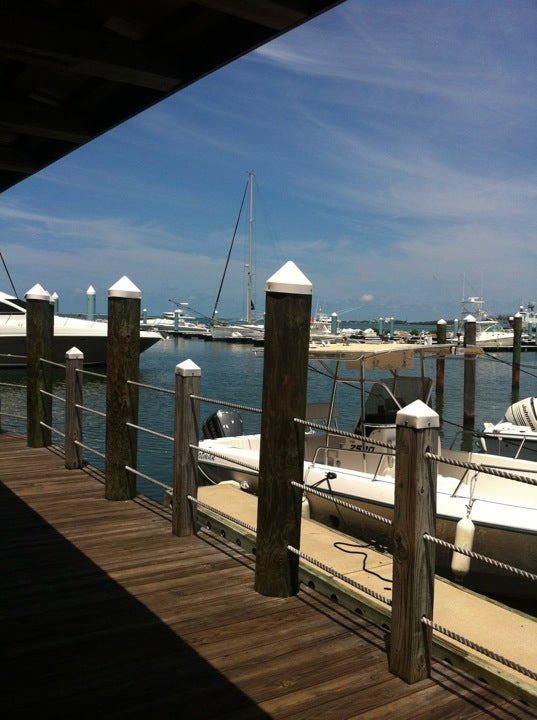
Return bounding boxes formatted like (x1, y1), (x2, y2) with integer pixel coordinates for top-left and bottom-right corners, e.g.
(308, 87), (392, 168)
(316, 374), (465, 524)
(172, 359), (201, 536)
(25, 283), (53, 447)
(389, 399), (439, 683)
(254, 261), (312, 597)
(105, 276), (141, 500)
(86, 285), (96, 320)
(64, 347), (83, 469)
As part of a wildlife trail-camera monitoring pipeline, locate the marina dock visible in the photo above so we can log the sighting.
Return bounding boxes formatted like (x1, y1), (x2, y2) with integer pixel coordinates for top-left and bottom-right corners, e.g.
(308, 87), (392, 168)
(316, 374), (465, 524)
(2, 432), (536, 718)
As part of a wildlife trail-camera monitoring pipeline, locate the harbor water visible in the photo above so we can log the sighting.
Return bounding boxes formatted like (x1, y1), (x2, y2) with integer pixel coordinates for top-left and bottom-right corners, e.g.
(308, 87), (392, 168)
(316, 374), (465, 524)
(2, 334), (537, 504)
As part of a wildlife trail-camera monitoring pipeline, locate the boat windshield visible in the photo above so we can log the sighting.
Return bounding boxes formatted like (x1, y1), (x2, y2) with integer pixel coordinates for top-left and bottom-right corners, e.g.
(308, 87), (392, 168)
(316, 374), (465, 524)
(362, 376), (432, 426)
(0, 295), (26, 314)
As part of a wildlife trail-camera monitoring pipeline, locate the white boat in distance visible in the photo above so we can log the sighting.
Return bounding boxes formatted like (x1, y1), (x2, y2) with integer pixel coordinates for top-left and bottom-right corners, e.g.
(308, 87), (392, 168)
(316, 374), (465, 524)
(0, 290), (160, 367)
(142, 305), (210, 338)
(197, 342), (537, 600)
(459, 297), (513, 349)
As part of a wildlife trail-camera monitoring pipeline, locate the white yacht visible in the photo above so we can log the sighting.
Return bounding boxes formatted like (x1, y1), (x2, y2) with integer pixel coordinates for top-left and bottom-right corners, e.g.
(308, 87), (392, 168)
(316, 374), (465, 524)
(0, 290), (160, 367)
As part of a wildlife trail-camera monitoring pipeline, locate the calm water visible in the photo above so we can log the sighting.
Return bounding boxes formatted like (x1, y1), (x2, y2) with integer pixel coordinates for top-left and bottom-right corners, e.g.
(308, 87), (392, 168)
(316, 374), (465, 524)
(2, 335), (537, 504)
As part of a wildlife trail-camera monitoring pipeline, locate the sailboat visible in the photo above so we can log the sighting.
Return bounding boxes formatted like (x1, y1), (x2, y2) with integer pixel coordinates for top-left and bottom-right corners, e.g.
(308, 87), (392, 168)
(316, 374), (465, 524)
(210, 172), (265, 343)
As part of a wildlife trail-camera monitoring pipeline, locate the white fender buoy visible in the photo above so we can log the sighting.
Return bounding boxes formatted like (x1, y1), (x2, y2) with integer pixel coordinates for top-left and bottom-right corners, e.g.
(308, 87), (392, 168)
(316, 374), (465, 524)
(301, 495), (310, 519)
(451, 516), (475, 580)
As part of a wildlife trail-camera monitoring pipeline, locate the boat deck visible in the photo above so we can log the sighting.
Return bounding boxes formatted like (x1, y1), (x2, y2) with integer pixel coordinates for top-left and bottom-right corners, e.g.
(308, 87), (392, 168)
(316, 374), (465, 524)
(1, 432), (536, 718)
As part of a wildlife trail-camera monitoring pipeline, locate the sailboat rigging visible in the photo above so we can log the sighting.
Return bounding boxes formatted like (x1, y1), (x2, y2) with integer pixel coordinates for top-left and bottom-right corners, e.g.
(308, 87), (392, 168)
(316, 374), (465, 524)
(210, 172), (264, 342)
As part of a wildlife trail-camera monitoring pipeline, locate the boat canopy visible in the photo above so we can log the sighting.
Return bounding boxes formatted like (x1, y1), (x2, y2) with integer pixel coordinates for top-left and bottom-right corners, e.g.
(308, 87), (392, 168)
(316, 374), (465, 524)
(308, 342), (454, 371)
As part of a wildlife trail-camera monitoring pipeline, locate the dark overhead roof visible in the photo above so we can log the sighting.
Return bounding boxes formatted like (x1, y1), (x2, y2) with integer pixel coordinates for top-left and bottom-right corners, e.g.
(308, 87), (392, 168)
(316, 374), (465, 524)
(0, 0), (343, 194)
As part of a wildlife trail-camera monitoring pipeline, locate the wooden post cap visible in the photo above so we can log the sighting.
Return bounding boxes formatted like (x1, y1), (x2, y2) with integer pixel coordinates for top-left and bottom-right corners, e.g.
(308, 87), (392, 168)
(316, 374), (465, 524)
(176, 359), (201, 377)
(108, 276), (142, 299)
(264, 261), (312, 295)
(25, 283), (50, 301)
(65, 347), (84, 360)
(396, 399), (440, 429)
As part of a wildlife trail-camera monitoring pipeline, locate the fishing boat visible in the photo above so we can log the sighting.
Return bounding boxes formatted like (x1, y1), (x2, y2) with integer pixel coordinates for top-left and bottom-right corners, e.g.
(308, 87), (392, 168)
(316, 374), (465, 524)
(310, 307), (340, 342)
(481, 396), (537, 462)
(197, 342), (537, 600)
(459, 297), (513, 349)
(0, 289), (160, 367)
(510, 302), (537, 342)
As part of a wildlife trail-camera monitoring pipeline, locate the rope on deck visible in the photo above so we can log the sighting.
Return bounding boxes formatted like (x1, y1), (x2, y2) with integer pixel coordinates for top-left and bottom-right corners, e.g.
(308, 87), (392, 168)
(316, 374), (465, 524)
(287, 544), (392, 606)
(421, 616), (537, 682)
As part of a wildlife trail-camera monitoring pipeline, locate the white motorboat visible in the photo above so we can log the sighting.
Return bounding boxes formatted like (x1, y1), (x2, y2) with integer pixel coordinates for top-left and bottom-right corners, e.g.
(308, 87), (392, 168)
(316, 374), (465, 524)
(481, 396), (537, 463)
(0, 290), (160, 367)
(142, 305), (210, 338)
(459, 297), (513, 349)
(510, 302), (537, 342)
(197, 342), (537, 600)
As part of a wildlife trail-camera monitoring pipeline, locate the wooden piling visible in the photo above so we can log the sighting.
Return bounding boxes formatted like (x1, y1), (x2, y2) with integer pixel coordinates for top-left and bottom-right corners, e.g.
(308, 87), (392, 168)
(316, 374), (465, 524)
(463, 315), (476, 427)
(435, 319), (447, 395)
(254, 261), (312, 597)
(172, 360), (200, 537)
(390, 399), (438, 683)
(26, 284), (53, 447)
(105, 277), (141, 501)
(64, 347), (83, 469)
(512, 313), (522, 394)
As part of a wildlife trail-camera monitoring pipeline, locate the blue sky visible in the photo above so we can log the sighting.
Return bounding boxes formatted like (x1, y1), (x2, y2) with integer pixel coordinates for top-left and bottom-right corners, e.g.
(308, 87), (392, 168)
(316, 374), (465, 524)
(1, 0), (535, 322)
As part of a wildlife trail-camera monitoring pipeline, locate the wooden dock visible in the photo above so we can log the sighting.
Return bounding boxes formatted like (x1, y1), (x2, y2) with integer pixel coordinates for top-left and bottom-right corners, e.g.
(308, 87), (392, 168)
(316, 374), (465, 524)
(1, 432), (536, 719)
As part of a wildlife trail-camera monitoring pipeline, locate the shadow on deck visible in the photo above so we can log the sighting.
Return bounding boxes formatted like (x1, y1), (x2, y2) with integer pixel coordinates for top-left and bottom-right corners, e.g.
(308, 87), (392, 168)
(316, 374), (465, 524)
(1, 434), (535, 719)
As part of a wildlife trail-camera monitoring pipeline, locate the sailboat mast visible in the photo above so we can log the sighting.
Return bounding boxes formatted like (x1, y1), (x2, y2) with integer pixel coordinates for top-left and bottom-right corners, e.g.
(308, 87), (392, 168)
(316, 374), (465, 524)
(246, 172), (254, 324)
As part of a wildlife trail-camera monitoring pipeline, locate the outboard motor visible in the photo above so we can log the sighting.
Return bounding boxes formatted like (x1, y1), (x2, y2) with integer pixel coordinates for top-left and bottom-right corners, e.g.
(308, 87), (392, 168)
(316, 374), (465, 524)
(504, 396), (537, 430)
(202, 409), (243, 439)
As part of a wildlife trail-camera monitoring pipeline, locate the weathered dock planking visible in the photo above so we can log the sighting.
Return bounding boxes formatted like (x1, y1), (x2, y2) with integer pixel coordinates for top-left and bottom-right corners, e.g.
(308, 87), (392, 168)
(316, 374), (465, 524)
(1, 432), (535, 719)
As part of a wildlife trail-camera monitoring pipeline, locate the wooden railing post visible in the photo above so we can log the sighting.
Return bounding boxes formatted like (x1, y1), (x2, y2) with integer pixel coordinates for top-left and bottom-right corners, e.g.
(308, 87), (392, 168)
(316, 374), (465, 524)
(26, 283), (53, 447)
(389, 399), (438, 684)
(254, 261), (312, 597)
(172, 359), (200, 536)
(65, 347), (83, 469)
(105, 276), (141, 501)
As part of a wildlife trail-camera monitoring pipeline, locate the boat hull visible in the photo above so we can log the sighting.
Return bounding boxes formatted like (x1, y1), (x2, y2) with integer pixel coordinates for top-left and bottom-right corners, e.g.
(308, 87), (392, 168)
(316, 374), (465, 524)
(0, 331), (160, 367)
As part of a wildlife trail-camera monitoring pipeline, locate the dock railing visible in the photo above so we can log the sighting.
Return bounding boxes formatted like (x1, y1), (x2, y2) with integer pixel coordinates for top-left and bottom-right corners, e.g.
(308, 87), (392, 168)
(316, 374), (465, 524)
(1, 269), (536, 706)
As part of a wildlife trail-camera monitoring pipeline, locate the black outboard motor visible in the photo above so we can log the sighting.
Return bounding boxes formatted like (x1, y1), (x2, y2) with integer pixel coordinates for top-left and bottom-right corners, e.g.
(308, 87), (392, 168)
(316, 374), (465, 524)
(202, 409), (243, 439)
